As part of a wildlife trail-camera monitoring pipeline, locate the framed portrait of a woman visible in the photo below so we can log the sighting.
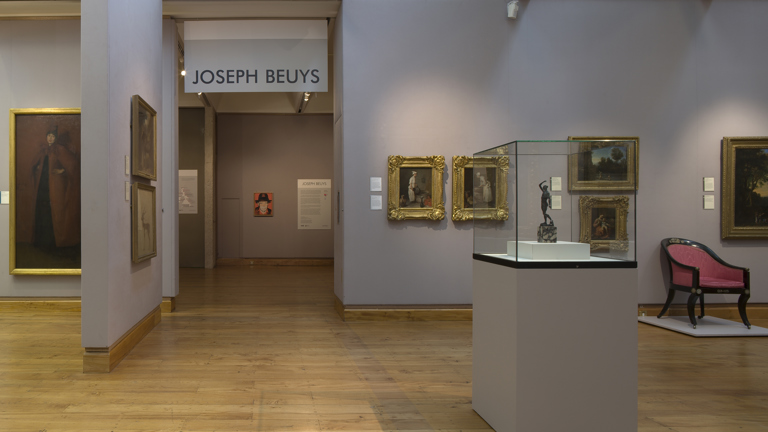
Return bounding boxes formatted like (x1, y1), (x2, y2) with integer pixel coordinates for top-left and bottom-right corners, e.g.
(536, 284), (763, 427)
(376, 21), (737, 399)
(451, 155), (509, 221)
(387, 155), (445, 220)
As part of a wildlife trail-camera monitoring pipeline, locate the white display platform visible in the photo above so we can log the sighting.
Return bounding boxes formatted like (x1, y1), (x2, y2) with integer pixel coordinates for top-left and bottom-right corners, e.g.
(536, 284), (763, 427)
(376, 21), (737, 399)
(639, 315), (768, 337)
(473, 260), (638, 432)
(507, 240), (591, 260)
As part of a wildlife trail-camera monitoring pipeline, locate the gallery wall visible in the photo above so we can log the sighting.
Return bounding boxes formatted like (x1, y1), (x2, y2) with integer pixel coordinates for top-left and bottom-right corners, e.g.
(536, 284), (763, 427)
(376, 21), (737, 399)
(178, 108), (206, 267)
(337, 0), (768, 305)
(0, 19), (82, 297)
(217, 114), (334, 259)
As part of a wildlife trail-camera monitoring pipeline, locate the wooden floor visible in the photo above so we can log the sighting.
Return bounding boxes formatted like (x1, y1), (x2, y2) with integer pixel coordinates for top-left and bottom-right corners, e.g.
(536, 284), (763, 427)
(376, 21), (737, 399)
(0, 266), (766, 431)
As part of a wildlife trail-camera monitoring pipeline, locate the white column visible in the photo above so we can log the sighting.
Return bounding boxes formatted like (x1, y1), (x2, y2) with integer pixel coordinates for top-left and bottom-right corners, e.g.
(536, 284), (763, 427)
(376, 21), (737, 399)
(161, 18), (179, 298)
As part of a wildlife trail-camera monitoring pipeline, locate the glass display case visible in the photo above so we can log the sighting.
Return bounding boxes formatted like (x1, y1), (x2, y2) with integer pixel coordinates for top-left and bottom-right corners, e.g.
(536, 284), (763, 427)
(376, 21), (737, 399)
(472, 140), (637, 268)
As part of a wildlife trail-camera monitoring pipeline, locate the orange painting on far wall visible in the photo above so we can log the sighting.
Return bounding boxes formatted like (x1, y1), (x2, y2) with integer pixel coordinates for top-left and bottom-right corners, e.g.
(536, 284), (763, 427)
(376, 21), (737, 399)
(254, 192), (274, 217)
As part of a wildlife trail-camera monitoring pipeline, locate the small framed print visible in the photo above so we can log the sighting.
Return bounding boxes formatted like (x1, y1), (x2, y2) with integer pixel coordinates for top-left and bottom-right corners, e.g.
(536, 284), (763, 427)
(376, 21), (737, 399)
(451, 156), (509, 221)
(131, 95), (157, 181)
(721, 137), (768, 238)
(568, 136), (638, 191)
(132, 182), (157, 263)
(578, 195), (630, 251)
(387, 155), (445, 220)
(254, 192), (274, 217)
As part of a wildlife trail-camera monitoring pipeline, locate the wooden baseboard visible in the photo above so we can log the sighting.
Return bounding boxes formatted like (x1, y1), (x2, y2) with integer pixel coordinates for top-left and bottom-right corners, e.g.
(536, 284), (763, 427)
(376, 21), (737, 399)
(335, 295), (472, 322)
(640, 303), (768, 319)
(83, 305), (161, 373)
(161, 297), (176, 313)
(217, 258), (333, 267)
(0, 297), (81, 312)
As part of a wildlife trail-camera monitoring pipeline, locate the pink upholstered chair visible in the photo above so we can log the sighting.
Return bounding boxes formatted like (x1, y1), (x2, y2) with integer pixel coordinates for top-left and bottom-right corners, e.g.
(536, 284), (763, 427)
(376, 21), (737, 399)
(659, 238), (751, 329)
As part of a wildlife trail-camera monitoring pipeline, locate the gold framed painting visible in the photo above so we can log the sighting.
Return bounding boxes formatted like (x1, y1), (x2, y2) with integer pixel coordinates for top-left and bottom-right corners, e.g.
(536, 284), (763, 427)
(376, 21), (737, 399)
(387, 155), (445, 220)
(131, 95), (157, 180)
(721, 136), (768, 239)
(567, 136), (638, 191)
(9, 108), (81, 275)
(132, 182), (157, 263)
(579, 195), (630, 251)
(451, 155), (509, 221)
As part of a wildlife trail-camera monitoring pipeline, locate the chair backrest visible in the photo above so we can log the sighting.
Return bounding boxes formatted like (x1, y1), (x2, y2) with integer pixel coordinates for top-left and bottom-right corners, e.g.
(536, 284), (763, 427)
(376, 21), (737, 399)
(662, 238), (742, 282)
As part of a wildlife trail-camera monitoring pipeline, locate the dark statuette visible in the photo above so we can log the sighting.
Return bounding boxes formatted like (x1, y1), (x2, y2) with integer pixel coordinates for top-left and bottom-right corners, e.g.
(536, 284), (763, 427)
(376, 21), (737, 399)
(538, 180), (556, 243)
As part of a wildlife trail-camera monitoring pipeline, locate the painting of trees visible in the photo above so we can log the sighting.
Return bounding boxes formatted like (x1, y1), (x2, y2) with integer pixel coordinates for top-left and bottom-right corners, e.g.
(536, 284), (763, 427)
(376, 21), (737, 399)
(734, 148), (768, 226)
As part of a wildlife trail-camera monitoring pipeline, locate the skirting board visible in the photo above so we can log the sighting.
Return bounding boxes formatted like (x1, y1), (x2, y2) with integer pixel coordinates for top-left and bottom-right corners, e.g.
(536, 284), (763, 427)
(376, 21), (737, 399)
(0, 297), (81, 312)
(335, 296), (472, 322)
(161, 297), (176, 313)
(83, 305), (161, 373)
(639, 303), (768, 319)
(217, 258), (333, 266)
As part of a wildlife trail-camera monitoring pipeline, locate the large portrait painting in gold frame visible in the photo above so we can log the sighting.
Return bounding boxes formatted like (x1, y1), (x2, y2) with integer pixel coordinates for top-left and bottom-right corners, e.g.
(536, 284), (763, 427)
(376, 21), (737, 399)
(579, 195), (629, 252)
(9, 108), (81, 275)
(568, 136), (638, 191)
(132, 182), (157, 263)
(721, 136), (768, 239)
(387, 155), (445, 220)
(131, 95), (157, 181)
(451, 156), (509, 221)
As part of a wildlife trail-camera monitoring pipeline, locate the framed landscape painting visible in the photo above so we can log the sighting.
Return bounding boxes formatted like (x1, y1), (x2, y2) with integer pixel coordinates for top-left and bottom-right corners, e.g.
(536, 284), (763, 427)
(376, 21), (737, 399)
(451, 155), (509, 221)
(387, 155), (445, 221)
(132, 182), (157, 263)
(568, 136), (638, 191)
(9, 108), (81, 275)
(721, 137), (768, 239)
(579, 195), (630, 251)
(131, 95), (157, 181)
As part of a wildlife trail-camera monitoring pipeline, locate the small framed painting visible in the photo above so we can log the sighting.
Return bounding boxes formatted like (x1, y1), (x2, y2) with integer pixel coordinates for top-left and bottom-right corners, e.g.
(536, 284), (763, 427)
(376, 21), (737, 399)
(578, 195), (630, 251)
(387, 155), (445, 221)
(451, 155), (509, 221)
(131, 95), (157, 181)
(132, 182), (157, 263)
(721, 137), (768, 239)
(254, 192), (274, 216)
(568, 136), (638, 191)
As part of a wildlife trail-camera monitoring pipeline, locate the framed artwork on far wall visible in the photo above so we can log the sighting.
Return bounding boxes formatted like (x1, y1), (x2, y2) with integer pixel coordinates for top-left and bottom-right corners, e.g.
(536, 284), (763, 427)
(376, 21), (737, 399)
(567, 136), (638, 191)
(131, 95), (157, 181)
(451, 155), (509, 221)
(387, 155), (445, 221)
(578, 195), (630, 252)
(9, 108), (82, 275)
(721, 136), (768, 239)
(254, 192), (274, 216)
(132, 182), (157, 263)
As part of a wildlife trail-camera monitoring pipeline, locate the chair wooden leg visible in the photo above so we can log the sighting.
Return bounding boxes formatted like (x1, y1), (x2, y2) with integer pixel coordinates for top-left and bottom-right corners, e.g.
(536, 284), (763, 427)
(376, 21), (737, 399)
(687, 293), (699, 329)
(698, 294), (705, 319)
(738, 292), (751, 329)
(657, 288), (676, 318)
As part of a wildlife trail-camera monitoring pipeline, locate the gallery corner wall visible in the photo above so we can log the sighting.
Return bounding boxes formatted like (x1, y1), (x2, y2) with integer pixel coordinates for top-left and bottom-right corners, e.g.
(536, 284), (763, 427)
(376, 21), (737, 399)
(337, 0), (768, 305)
(0, 19), (82, 297)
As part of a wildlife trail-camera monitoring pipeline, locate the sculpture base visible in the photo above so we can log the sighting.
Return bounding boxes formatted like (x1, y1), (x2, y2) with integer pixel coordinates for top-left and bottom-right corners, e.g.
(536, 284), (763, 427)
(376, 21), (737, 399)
(537, 225), (557, 243)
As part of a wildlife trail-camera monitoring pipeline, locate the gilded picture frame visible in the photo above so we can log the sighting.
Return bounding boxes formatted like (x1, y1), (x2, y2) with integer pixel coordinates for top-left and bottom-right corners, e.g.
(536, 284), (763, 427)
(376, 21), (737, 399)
(451, 155), (509, 221)
(387, 155), (445, 220)
(9, 108), (82, 275)
(132, 182), (157, 263)
(567, 136), (638, 191)
(721, 136), (768, 239)
(579, 195), (630, 251)
(131, 95), (157, 181)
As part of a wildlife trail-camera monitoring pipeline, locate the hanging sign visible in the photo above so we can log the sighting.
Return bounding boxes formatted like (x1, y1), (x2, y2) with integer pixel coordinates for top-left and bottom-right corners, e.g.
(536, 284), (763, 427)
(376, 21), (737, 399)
(184, 20), (328, 93)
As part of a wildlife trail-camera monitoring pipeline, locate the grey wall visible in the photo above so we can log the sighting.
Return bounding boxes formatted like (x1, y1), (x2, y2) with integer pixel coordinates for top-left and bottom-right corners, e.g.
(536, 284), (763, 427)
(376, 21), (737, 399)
(178, 108), (206, 267)
(337, 0), (768, 305)
(161, 19), (179, 297)
(217, 114), (334, 259)
(0, 19), (82, 297)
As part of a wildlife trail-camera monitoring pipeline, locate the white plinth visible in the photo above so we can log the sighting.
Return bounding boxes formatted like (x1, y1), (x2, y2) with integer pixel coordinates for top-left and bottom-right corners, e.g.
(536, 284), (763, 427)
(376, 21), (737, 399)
(472, 260), (638, 432)
(507, 240), (591, 260)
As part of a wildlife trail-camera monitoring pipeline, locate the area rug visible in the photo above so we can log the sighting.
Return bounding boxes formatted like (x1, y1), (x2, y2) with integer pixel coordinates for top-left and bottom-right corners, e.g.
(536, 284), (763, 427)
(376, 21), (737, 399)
(638, 315), (768, 337)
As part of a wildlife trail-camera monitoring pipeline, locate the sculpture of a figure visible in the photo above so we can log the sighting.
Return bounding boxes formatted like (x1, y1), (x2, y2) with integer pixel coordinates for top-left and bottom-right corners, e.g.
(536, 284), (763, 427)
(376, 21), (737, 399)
(539, 180), (554, 226)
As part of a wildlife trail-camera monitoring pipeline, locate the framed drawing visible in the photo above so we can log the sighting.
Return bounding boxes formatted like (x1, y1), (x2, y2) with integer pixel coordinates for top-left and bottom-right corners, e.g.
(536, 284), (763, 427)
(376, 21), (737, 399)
(132, 182), (157, 263)
(722, 136), (768, 239)
(9, 108), (81, 275)
(451, 155), (509, 221)
(254, 192), (274, 216)
(567, 136), (638, 191)
(387, 155), (445, 220)
(131, 95), (157, 180)
(579, 195), (630, 251)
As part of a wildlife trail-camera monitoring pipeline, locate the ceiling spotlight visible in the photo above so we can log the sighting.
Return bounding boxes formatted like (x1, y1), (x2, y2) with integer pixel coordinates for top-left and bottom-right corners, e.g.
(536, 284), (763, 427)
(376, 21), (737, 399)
(180, 70), (186, 76)
(197, 92), (202, 96)
(303, 92), (311, 101)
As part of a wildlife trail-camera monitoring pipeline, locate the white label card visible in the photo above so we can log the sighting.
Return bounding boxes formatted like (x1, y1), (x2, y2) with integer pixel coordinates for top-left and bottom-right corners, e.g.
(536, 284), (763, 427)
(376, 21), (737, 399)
(125, 182), (131, 201)
(551, 195), (562, 210)
(550, 177), (562, 192)
(0, 191), (9, 205)
(371, 195), (382, 210)
(125, 155), (130, 175)
(703, 195), (715, 210)
(703, 177), (715, 192)
(370, 177), (382, 192)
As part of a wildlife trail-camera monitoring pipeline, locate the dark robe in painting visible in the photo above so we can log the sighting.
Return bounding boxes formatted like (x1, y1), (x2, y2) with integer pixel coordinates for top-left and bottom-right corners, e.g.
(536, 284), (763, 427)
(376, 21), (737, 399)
(30, 139), (80, 248)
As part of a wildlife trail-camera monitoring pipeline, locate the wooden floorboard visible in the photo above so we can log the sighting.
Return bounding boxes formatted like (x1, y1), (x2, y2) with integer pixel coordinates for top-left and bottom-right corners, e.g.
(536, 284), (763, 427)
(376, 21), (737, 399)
(1, 265), (767, 431)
